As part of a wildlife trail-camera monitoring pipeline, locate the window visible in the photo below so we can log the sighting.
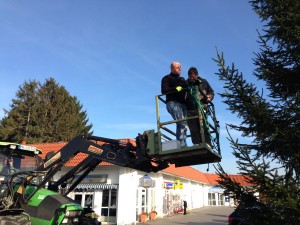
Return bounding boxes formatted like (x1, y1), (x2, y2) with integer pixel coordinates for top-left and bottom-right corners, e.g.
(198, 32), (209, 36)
(85, 194), (93, 207)
(74, 194), (82, 205)
(73, 192), (94, 208)
(136, 188), (148, 221)
(208, 193), (216, 205)
(218, 193), (224, 205)
(101, 189), (117, 223)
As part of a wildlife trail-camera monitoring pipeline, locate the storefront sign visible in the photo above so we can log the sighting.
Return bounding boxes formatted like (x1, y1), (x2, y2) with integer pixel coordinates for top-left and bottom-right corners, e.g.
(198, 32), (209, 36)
(174, 179), (179, 189)
(139, 174), (155, 188)
(164, 182), (174, 189)
(179, 182), (183, 189)
(74, 174), (108, 183)
(209, 185), (224, 193)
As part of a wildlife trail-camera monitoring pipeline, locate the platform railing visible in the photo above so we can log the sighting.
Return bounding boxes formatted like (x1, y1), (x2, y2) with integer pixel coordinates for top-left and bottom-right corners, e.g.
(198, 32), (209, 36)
(155, 90), (221, 156)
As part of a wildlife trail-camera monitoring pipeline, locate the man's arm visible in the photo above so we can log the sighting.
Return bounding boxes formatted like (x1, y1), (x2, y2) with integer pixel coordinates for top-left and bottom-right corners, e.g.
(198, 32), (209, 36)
(161, 75), (174, 94)
(206, 81), (214, 102)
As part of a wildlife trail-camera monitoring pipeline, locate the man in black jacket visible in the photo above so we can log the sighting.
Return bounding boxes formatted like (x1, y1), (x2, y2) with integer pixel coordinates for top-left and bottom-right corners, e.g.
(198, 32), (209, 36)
(186, 67), (214, 146)
(183, 200), (187, 215)
(161, 62), (188, 148)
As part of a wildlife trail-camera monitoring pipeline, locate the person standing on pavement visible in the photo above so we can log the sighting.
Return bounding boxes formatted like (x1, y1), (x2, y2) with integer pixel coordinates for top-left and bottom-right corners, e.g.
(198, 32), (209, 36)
(161, 62), (188, 148)
(186, 67), (214, 146)
(183, 200), (187, 215)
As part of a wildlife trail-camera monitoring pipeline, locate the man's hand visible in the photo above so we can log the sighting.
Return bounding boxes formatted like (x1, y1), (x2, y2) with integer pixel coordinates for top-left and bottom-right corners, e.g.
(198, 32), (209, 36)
(176, 86), (183, 92)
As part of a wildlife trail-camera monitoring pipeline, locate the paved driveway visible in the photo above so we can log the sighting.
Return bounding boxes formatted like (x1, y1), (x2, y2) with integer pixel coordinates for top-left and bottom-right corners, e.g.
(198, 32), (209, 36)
(138, 206), (234, 225)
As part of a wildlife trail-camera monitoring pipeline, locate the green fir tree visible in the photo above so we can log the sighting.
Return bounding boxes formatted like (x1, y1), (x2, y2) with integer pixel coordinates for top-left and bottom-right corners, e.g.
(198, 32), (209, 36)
(214, 0), (300, 225)
(0, 77), (93, 143)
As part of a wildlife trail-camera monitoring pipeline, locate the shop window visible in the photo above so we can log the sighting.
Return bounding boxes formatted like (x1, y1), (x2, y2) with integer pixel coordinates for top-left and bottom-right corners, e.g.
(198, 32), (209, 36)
(85, 194), (93, 207)
(74, 194), (82, 205)
(141, 190), (146, 211)
(74, 192), (94, 208)
(218, 193), (224, 205)
(208, 193), (216, 206)
(163, 190), (181, 216)
(101, 189), (117, 223)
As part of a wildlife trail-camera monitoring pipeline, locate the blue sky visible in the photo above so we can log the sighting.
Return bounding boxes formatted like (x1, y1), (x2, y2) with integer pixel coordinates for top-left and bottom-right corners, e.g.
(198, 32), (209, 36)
(0, 0), (264, 174)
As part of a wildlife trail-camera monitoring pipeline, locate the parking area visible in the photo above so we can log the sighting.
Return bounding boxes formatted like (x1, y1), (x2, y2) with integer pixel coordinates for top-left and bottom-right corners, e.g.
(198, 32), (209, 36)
(138, 206), (234, 225)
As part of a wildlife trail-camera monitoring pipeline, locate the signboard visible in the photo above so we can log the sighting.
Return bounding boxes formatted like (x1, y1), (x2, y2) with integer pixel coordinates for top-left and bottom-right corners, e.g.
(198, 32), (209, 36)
(174, 179), (179, 189)
(74, 174), (108, 183)
(209, 185), (224, 193)
(139, 174), (155, 188)
(179, 182), (183, 189)
(164, 182), (174, 189)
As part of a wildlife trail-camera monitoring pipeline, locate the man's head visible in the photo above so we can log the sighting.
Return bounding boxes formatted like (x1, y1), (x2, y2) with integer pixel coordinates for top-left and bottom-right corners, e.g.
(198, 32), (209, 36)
(7, 157), (13, 165)
(170, 62), (181, 75)
(188, 67), (199, 82)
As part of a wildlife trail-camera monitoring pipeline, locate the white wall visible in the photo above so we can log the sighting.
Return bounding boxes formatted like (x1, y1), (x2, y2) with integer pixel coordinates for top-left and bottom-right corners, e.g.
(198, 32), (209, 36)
(152, 173), (164, 217)
(93, 191), (103, 216)
(117, 167), (137, 225)
(56, 165), (217, 224)
(203, 186), (210, 206)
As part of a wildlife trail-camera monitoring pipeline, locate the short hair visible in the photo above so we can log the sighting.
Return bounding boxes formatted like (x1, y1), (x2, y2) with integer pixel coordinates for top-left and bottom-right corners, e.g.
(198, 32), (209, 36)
(188, 67), (198, 76)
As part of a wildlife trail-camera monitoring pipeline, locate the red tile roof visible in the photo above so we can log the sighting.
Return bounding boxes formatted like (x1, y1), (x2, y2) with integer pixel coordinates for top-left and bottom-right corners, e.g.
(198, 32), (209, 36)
(204, 173), (220, 185)
(204, 173), (252, 187)
(29, 140), (250, 186)
(163, 164), (210, 184)
(31, 142), (112, 167)
(227, 174), (252, 187)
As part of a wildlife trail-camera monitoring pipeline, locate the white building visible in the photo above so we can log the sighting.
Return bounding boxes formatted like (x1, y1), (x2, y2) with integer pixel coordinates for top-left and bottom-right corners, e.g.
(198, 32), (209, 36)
(34, 142), (248, 225)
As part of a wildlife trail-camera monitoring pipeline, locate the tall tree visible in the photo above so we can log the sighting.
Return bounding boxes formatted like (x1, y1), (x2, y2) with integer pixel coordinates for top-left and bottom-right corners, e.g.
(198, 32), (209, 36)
(0, 78), (93, 143)
(214, 0), (300, 225)
(0, 80), (40, 142)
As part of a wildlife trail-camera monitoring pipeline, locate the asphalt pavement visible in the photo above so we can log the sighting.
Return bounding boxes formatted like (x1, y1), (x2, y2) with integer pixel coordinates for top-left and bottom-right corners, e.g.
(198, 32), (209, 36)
(138, 206), (234, 225)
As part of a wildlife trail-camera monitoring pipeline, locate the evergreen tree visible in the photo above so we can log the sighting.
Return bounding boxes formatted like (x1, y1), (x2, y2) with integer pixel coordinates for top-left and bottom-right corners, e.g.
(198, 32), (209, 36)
(214, 0), (299, 224)
(0, 80), (40, 142)
(0, 77), (93, 143)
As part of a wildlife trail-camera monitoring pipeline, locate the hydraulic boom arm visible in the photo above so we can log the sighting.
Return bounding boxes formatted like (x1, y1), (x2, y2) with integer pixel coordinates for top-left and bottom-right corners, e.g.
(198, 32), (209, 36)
(25, 135), (168, 201)
(39, 135), (168, 173)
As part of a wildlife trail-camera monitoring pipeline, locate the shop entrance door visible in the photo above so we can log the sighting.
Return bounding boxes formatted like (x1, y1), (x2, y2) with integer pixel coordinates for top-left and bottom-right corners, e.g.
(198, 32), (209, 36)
(136, 188), (147, 221)
(208, 193), (217, 205)
(101, 189), (117, 223)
